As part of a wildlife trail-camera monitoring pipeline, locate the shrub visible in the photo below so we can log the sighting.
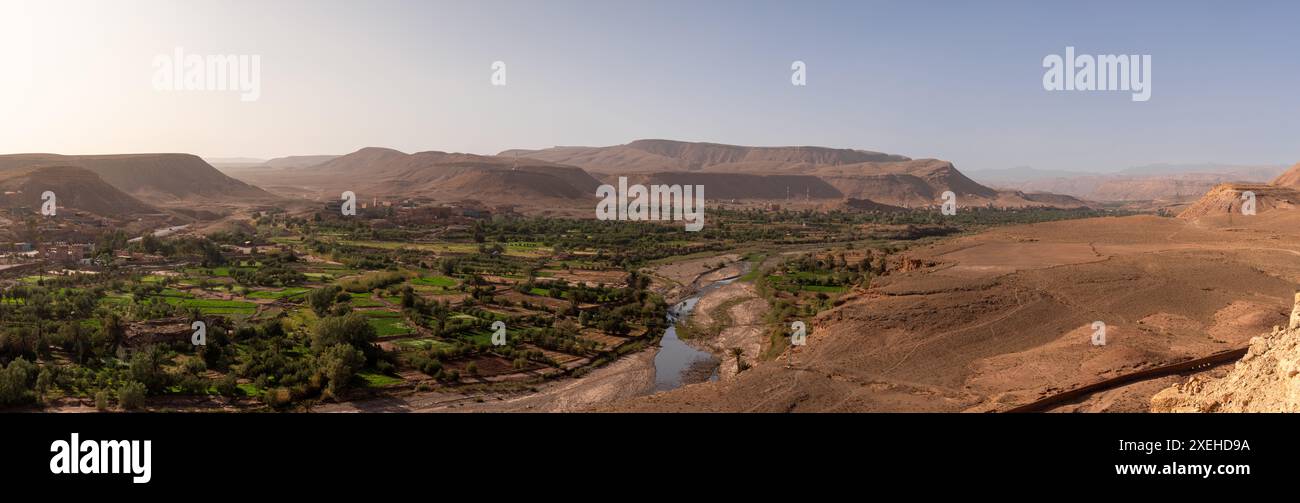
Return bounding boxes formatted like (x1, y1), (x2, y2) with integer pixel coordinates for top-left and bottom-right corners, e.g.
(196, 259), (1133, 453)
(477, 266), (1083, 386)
(262, 387), (292, 408)
(216, 374), (239, 396)
(118, 381), (147, 411)
(0, 357), (36, 406)
(94, 390), (109, 411)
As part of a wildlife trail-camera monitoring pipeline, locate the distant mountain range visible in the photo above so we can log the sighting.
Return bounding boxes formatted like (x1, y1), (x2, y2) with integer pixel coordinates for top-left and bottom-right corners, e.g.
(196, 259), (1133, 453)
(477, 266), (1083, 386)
(500, 139), (911, 173)
(970, 163), (1289, 202)
(494, 139), (1086, 208)
(218, 140), (1090, 209)
(3, 140), (1095, 219)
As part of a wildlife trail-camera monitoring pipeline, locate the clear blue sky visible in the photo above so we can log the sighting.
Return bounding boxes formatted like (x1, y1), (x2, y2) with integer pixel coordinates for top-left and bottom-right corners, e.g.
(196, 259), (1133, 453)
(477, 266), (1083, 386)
(2, 0), (1297, 172)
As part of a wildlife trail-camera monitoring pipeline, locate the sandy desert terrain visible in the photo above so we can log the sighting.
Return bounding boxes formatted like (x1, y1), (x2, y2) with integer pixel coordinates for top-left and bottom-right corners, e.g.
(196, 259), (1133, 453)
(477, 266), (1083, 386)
(602, 211), (1300, 412)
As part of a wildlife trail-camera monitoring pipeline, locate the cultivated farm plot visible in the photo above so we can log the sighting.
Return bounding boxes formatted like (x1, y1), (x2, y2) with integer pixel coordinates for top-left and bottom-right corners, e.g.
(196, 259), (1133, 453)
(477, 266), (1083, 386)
(499, 290), (570, 310)
(391, 337), (456, 351)
(577, 331), (629, 351)
(538, 268), (627, 287)
(359, 310), (413, 337)
(528, 346), (586, 368)
(410, 275), (457, 287)
(445, 355), (530, 378)
(337, 240), (552, 258)
(345, 292), (386, 307)
(246, 287), (310, 300)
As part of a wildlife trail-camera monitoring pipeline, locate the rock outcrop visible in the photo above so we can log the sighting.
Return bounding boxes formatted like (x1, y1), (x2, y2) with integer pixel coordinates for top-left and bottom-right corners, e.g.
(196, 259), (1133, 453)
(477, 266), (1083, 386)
(1150, 293), (1300, 412)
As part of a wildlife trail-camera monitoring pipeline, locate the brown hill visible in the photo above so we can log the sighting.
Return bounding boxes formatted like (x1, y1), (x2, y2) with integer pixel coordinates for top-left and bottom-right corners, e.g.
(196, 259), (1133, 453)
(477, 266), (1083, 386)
(982, 165), (1287, 202)
(0, 153), (274, 205)
(605, 215), (1296, 412)
(501, 139), (910, 173)
(1271, 162), (1300, 189)
(505, 140), (1084, 208)
(0, 165), (157, 217)
(264, 155), (339, 169)
(843, 197), (907, 212)
(238, 148), (603, 203)
(1177, 183), (1300, 219)
(807, 159), (997, 206)
(613, 172), (842, 200)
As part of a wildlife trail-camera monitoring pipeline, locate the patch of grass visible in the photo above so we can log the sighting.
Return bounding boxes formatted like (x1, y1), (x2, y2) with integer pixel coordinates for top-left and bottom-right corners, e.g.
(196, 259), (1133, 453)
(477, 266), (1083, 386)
(246, 287), (310, 299)
(356, 371), (403, 387)
(366, 316), (412, 337)
(164, 297), (257, 316)
(461, 329), (494, 345)
(411, 275), (456, 287)
(345, 292), (385, 307)
(394, 338), (456, 351)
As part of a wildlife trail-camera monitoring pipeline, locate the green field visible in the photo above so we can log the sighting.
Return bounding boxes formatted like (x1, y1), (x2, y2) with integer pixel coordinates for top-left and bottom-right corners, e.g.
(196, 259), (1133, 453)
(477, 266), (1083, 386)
(164, 297), (258, 315)
(356, 371), (403, 387)
(411, 275), (457, 287)
(360, 310), (412, 336)
(346, 292), (386, 307)
(393, 338), (456, 351)
(247, 287), (310, 299)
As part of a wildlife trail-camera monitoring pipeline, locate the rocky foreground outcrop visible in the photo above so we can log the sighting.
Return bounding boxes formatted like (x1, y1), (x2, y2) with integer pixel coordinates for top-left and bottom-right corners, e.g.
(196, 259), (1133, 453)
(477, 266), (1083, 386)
(1150, 293), (1300, 412)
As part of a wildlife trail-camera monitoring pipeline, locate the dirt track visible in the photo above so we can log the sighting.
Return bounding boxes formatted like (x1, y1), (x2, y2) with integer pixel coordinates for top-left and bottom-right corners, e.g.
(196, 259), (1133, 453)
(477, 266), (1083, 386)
(314, 347), (656, 412)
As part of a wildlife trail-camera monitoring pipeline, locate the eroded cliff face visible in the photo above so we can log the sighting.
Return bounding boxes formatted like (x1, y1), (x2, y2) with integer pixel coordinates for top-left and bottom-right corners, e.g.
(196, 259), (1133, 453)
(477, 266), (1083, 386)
(1151, 293), (1300, 412)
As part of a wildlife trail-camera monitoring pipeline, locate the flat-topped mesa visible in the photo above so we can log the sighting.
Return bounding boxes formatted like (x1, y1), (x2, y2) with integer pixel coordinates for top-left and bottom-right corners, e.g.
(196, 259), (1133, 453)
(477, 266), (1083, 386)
(1177, 182), (1300, 219)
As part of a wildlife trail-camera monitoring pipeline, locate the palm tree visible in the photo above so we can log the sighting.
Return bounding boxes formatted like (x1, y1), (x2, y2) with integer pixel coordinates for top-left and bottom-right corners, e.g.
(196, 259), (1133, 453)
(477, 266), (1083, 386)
(731, 347), (745, 373)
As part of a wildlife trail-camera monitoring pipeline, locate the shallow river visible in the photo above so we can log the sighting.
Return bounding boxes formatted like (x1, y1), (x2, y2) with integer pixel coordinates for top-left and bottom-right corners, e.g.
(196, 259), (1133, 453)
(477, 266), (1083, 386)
(651, 272), (745, 392)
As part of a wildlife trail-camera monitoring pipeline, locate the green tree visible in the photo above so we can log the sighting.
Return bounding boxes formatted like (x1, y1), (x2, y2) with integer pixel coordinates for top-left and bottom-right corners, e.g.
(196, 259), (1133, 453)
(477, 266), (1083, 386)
(311, 313), (377, 353)
(0, 357), (36, 406)
(318, 343), (365, 396)
(307, 285), (341, 317)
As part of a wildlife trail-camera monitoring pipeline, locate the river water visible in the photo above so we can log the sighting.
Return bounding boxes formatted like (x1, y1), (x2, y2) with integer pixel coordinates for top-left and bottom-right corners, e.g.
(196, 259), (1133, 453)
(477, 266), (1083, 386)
(651, 274), (742, 392)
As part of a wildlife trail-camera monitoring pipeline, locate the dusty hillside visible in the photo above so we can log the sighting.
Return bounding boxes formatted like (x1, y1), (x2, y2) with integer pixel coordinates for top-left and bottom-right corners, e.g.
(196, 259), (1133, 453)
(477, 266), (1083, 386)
(0, 165), (157, 216)
(231, 147), (604, 205)
(808, 159), (993, 205)
(614, 172), (843, 200)
(502, 139), (909, 173)
(0, 153), (275, 205)
(603, 214), (1300, 412)
(844, 198), (907, 212)
(505, 140), (1084, 208)
(1177, 183), (1300, 219)
(1151, 295), (1300, 412)
(264, 155), (339, 169)
(1271, 162), (1300, 189)
(980, 165), (1287, 202)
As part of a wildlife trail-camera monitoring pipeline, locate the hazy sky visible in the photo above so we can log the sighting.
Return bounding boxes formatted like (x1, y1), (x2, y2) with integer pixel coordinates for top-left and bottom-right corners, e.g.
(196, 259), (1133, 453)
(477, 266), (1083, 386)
(1, 0), (1297, 172)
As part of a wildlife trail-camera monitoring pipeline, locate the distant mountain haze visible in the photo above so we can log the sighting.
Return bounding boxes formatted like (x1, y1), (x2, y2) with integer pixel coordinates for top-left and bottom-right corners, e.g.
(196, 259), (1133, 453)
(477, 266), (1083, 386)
(8, 140), (1094, 212)
(973, 163), (1289, 202)
(500, 140), (1081, 208)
